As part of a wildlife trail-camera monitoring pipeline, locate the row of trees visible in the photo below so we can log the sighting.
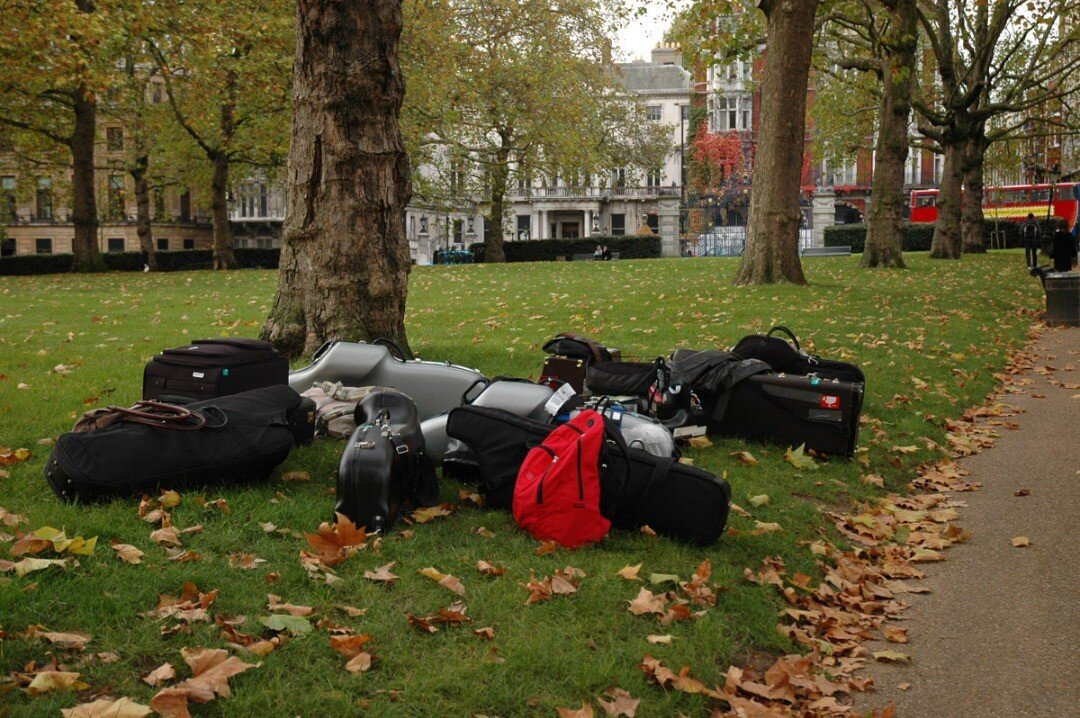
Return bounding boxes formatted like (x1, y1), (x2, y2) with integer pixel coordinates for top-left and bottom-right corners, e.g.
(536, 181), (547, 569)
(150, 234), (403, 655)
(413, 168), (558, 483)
(674, 0), (1079, 282)
(0, 0), (671, 273)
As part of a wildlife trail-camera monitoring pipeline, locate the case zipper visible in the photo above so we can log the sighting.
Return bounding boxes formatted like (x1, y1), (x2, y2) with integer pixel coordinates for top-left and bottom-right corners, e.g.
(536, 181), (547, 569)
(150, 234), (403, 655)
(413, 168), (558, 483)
(536, 445), (558, 505)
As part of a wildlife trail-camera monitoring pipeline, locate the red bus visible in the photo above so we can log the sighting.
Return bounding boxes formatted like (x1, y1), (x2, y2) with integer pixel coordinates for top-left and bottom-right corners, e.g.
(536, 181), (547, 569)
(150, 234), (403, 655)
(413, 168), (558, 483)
(910, 183), (1080, 238)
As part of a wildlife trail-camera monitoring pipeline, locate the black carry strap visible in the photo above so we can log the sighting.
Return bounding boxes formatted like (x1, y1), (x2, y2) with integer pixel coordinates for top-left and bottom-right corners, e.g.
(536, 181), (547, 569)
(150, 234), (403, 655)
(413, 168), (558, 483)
(767, 326), (800, 352)
(373, 337), (408, 362)
(620, 456), (675, 527)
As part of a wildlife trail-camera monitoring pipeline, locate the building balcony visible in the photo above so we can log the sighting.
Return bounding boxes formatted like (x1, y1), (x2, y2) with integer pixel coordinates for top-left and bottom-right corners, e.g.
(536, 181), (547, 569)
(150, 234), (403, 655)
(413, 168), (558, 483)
(1, 211), (212, 227)
(506, 185), (679, 201)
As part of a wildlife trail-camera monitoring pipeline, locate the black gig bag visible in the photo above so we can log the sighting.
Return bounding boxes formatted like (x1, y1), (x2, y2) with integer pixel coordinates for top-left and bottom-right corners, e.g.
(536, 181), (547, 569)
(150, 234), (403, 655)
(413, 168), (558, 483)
(45, 385), (309, 502)
(143, 337), (289, 402)
(710, 373), (862, 457)
(541, 332), (614, 365)
(732, 326), (866, 386)
(444, 405), (731, 544)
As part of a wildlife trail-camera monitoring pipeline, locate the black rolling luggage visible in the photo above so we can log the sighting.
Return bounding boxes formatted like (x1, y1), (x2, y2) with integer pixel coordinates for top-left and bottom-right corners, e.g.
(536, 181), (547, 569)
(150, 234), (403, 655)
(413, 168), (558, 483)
(732, 326), (865, 386)
(143, 338), (289, 402)
(45, 385), (309, 502)
(709, 373), (862, 457)
(444, 405), (731, 544)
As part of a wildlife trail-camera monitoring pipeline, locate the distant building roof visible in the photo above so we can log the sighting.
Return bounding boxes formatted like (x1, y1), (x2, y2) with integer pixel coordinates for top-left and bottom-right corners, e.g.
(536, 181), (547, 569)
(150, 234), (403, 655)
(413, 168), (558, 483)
(617, 62), (691, 94)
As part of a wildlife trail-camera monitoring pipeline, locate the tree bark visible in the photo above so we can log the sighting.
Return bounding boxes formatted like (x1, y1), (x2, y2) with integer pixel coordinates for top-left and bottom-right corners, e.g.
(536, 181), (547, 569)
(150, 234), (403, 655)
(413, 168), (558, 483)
(483, 145), (510, 263)
(131, 154), (156, 271)
(70, 82), (105, 272)
(210, 153), (237, 269)
(929, 141), (963, 259)
(960, 134), (987, 253)
(861, 0), (915, 269)
(734, 0), (818, 285)
(262, 0), (413, 358)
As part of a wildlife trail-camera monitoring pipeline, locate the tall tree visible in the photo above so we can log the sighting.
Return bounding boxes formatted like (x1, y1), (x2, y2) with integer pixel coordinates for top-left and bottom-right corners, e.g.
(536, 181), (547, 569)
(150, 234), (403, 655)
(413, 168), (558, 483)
(147, 0), (292, 269)
(0, 0), (110, 271)
(262, 0), (413, 357)
(735, 0), (819, 285)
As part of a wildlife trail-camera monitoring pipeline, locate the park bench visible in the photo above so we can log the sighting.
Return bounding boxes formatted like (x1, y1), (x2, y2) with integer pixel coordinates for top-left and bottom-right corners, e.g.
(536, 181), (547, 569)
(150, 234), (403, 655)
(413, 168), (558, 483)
(801, 246), (851, 257)
(571, 253), (620, 261)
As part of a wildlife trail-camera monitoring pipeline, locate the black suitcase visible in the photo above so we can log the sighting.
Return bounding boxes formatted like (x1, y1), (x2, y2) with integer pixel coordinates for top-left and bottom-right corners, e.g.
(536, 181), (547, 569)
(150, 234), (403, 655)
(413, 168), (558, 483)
(709, 373), (862, 457)
(143, 337), (289, 402)
(45, 385), (308, 502)
(732, 326), (865, 386)
(444, 405), (731, 544)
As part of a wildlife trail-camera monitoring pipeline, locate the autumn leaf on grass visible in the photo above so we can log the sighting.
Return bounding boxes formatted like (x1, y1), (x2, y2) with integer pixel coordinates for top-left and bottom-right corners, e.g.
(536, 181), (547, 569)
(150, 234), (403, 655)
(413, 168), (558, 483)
(299, 551), (341, 585)
(639, 654), (721, 698)
(25, 670), (88, 695)
(260, 614), (312, 635)
(32, 629), (92, 651)
(61, 697), (152, 718)
(730, 450), (759, 466)
(150, 525), (182, 547)
(747, 494), (769, 508)
(557, 703), (595, 718)
(419, 566), (466, 596)
(305, 513), (371, 566)
(784, 443), (818, 470)
(884, 627), (909, 643)
(873, 650), (911, 663)
(19, 526), (97, 555)
(280, 470), (311, 482)
(331, 633), (374, 658)
(410, 504), (455, 524)
(627, 587), (666, 617)
(522, 570), (579, 605)
(646, 634), (673, 645)
(266, 594), (314, 617)
(0, 446), (32, 466)
(0, 556), (72, 577)
(407, 613), (439, 634)
(150, 647), (260, 717)
(140, 582), (218, 624)
(363, 561), (399, 584)
(0, 506), (28, 526)
(159, 490), (181, 509)
(1011, 536), (1031, 547)
(535, 539), (559, 556)
(595, 687), (640, 717)
(476, 559), (507, 576)
(474, 626), (495, 640)
(616, 564), (642, 581)
(111, 540), (144, 564)
(143, 663), (176, 686)
(229, 553), (266, 570)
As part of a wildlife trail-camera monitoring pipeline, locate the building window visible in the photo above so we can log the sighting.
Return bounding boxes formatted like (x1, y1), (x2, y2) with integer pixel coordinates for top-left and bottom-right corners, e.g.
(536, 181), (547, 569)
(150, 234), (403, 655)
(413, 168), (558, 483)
(183, 238), (195, 249)
(239, 182), (269, 218)
(715, 95), (751, 131)
(611, 168), (626, 188)
(157, 238), (169, 251)
(646, 213), (659, 232)
(452, 219), (464, 246)
(107, 237), (125, 252)
(108, 175), (126, 220)
(516, 214), (530, 241)
(36, 238), (52, 254)
(36, 178), (53, 221)
(610, 213), (625, 236)
(646, 169), (662, 188)
(681, 105), (690, 122)
(1, 176), (16, 222)
(646, 105), (662, 122)
(106, 127), (123, 152)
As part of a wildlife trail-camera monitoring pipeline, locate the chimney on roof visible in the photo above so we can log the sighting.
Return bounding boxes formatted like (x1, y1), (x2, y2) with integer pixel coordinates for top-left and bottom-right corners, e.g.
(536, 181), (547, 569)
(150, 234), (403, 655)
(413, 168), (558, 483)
(651, 42), (682, 67)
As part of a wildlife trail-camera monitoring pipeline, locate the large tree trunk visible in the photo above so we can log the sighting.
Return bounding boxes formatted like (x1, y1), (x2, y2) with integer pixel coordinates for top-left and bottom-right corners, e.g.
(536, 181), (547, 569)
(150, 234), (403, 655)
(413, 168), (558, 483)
(483, 146), (510, 263)
(209, 153), (237, 269)
(735, 0), (818, 285)
(131, 154), (156, 271)
(960, 134), (987, 253)
(70, 83), (104, 272)
(262, 0), (413, 358)
(862, 0), (915, 269)
(930, 141), (963, 259)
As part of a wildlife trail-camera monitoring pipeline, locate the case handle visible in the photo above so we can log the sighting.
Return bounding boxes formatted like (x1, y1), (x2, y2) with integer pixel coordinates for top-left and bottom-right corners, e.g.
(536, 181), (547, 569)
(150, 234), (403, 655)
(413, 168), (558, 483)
(766, 326), (801, 352)
(373, 337), (408, 362)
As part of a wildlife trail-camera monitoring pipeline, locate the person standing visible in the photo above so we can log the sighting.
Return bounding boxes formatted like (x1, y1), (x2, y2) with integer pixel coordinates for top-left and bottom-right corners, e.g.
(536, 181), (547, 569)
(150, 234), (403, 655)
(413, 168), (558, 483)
(1022, 213), (1041, 268)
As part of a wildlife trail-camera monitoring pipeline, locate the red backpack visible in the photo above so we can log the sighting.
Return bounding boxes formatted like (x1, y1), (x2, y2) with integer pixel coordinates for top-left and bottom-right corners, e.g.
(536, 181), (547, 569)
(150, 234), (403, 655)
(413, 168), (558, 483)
(512, 409), (610, 548)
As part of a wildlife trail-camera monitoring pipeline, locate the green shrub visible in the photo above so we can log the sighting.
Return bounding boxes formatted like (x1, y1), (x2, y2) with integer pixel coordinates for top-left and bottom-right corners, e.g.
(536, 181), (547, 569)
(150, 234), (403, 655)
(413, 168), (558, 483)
(823, 218), (1066, 253)
(0, 253), (75, 275)
(469, 234), (660, 263)
(0, 247), (283, 275)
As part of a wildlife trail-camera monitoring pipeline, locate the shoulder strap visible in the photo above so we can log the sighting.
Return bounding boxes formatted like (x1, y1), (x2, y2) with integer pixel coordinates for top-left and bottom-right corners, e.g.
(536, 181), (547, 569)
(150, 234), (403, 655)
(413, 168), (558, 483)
(620, 456), (675, 527)
(560, 332), (605, 365)
(766, 326), (800, 351)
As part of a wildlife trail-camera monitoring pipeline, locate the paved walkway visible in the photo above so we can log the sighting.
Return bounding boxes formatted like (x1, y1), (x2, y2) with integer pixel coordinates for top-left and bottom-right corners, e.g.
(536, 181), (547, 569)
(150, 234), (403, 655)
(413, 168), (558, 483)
(861, 326), (1080, 718)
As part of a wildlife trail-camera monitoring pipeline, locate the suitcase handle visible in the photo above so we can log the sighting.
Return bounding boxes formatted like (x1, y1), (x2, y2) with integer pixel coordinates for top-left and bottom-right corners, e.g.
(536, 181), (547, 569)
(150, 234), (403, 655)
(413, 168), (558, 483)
(461, 377), (490, 405)
(373, 337), (408, 362)
(766, 326), (801, 352)
(96, 401), (207, 431)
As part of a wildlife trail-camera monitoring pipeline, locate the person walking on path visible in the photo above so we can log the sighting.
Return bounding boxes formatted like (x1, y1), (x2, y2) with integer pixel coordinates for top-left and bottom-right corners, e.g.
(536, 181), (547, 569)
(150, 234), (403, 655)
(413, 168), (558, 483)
(1022, 213), (1041, 268)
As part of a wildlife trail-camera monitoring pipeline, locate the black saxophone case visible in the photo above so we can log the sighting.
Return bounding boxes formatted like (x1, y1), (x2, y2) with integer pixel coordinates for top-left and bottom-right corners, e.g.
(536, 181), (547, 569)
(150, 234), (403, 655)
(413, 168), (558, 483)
(336, 388), (439, 532)
(732, 326), (866, 386)
(710, 373), (862, 457)
(444, 405), (731, 544)
(45, 385), (307, 502)
(144, 337), (289, 402)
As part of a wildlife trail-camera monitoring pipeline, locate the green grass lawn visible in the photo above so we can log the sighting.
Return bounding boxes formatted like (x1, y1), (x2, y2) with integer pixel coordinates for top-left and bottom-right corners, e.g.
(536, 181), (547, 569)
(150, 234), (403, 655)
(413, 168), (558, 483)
(0, 253), (1041, 716)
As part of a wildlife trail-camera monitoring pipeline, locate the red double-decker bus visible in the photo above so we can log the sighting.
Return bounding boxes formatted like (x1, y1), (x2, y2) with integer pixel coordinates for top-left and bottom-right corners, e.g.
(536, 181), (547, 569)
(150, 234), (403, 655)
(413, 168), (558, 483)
(910, 182), (1080, 238)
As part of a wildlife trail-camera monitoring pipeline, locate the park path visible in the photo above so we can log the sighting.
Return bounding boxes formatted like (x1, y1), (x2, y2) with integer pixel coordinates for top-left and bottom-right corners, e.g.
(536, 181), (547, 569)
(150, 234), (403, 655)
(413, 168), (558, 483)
(860, 326), (1080, 718)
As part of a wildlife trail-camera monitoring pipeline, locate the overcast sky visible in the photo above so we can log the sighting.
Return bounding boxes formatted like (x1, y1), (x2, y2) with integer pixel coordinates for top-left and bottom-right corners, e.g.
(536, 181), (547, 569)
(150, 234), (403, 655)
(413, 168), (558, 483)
(612, 1), (688, 62)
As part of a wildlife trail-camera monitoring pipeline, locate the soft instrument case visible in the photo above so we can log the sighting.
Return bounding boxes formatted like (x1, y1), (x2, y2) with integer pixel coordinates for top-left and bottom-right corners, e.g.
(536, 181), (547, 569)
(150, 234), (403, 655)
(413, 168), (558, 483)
(444, 405), (730, 544)
(46, 385), (310, 502)
(731, 326), (866, 386)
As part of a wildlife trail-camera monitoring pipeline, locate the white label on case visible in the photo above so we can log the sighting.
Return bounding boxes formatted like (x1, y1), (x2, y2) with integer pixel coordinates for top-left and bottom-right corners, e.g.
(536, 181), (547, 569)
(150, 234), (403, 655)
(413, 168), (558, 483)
(192, 371), (205, 379)
(544, 382), (577, 416)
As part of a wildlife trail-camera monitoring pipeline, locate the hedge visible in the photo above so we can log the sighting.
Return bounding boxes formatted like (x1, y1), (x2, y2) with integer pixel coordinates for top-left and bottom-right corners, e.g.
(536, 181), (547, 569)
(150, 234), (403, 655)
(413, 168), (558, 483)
(469, 234), (660, 263)
(0, 247), (281, 276)
(824, 218), (1067, 253)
